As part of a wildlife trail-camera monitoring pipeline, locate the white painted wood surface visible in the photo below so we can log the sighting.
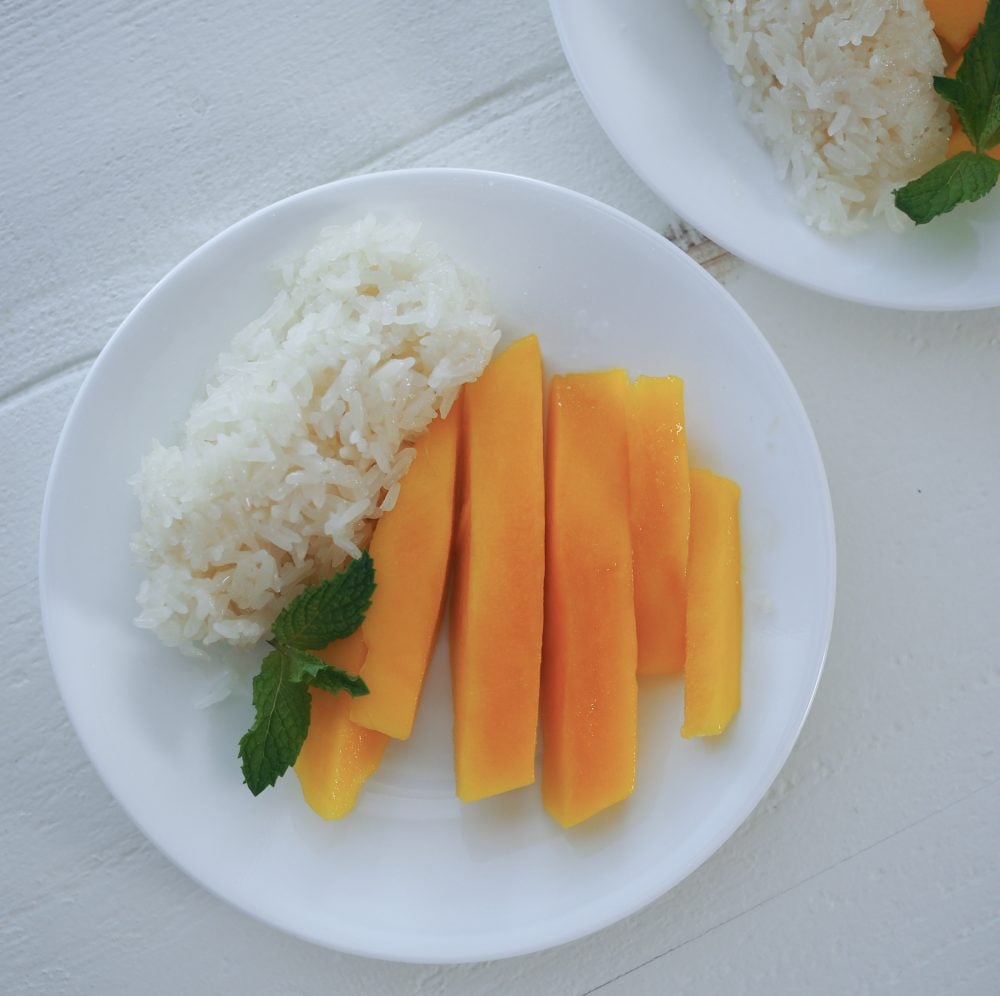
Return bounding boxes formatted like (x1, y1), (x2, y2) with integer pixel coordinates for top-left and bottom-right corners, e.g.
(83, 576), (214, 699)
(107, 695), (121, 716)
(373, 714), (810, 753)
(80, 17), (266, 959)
(3, 1), (998, 992)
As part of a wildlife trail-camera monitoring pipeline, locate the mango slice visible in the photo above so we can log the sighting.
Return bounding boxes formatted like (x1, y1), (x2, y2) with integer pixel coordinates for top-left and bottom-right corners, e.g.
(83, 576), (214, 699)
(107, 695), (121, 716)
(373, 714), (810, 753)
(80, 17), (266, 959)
(541, 370), (638, 828)
(925, 0), (986, 54)
(349, 404), (460, 740)
(295, 630), (388, 819)
(681, 469), (742, 739)
(450, 336), (545, 802)
(627, 375), (691, 676)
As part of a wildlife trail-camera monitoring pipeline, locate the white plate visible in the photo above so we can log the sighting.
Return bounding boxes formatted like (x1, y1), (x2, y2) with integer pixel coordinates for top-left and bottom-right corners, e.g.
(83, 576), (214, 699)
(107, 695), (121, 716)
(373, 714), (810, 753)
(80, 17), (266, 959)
(40, 168), (835, 963)
(551, 0), (1000, 311)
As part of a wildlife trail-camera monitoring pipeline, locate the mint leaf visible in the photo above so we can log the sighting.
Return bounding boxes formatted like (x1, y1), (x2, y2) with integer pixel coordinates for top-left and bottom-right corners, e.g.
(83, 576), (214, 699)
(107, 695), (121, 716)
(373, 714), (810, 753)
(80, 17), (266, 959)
(283, 645), (369, 696)
(951, 0), (1000, 152)
(238, 552), (376, 795)
(894, 152), (1000, 224)
(309, 664), (369, 697)
(982, 94), (1000, 151)
(271, 551), (375, 650)
(934, 76), (979, 146)
(238, 649), (312, 796)
(282, 646), (329, 683)
(897, 1), (1000, 223)
(933, 75), (966, 108)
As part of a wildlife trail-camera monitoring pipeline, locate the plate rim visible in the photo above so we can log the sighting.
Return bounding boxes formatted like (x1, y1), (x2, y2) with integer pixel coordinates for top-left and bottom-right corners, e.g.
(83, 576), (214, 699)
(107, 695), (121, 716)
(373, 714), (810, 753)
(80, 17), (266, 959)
(549, 0), (1000, 313)
(39, 166), (837, 963)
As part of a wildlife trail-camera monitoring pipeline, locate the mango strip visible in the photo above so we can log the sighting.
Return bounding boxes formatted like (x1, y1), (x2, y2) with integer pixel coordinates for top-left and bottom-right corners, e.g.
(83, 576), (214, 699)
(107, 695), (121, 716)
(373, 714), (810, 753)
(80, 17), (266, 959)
(681, 469), (742, 738)
(925, 0), (986, 54)
(295, 630), (388, 819)
(349, 404), (460, 740)
(541, 370), (638, 828)
(627, 375), (691, 675)
(450, 336), (546, 802)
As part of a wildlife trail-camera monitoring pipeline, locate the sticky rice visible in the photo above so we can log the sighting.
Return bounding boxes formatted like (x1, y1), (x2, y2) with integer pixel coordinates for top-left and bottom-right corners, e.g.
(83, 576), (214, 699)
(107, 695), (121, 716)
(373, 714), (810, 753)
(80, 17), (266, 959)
(693, 0), (950, 233)
(132, 216), (499, 648)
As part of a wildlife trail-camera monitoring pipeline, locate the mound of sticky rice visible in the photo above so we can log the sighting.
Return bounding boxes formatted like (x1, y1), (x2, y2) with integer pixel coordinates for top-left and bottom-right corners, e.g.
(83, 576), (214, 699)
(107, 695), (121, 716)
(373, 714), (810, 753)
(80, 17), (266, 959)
(132, 217), (499, 648)
(693, 0), (950, 234)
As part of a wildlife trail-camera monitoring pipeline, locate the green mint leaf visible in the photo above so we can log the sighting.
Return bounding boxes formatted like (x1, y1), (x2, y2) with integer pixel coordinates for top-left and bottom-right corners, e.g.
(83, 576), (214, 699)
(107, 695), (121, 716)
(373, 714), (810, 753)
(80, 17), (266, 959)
(894, 152), (1000, 224)
(933, 75), (966, 109)
(952, 0), (1000, 151)
(282, 646), (329, 683)
(281, 645), (370, 697)
(271, 551), (376, 650)
(309, 664), (370, 697)
(238, 553), (377, 795)
(934, 76), (979, 146)
(981, 93), (1000, 151)
(238, 649), (312, 796)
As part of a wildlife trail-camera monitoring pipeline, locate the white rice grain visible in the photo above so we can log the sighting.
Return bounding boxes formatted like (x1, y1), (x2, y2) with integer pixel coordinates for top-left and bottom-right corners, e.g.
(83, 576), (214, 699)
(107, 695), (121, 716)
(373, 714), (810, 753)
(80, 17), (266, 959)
(132, 216), (499, 648)
(693, 0), (950, 234)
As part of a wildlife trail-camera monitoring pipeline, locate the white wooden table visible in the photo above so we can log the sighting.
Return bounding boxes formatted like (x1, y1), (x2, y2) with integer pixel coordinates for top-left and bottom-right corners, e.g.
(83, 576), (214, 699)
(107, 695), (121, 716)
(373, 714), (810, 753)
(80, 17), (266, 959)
(4, 2), (998, 992)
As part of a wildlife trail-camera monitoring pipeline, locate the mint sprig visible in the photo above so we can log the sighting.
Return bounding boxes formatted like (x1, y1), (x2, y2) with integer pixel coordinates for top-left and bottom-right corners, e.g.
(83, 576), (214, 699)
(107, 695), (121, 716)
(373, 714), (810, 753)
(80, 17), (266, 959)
(895, 0), (1000, 224)
(894, 152), (1000, 224)
(238, 552), (375, 796)
(238, 649), (313, 796)
(272, 551), (375, 649)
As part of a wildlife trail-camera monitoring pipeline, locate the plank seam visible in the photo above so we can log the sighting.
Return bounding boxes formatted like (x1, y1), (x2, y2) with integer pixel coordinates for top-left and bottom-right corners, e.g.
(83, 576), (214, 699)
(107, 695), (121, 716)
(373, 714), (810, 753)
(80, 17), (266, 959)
(0, 353), (97, 411)
(581, 775), (1000, 995)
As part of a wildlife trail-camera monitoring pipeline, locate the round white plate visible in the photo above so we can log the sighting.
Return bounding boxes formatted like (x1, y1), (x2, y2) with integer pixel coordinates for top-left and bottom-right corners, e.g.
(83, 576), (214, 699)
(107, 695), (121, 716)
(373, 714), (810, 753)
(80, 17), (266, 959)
(40, 168), (835, 963)
(551, 0), (1000, 311)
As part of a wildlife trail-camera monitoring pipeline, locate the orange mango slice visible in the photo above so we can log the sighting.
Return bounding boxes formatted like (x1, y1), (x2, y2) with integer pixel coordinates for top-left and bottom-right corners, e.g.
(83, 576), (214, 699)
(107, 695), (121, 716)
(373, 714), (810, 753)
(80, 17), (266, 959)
(925, 0), (986, 54)
(627, 375), (691, 675)
(349, 403), (460, 740)
(295, 630), (388, 819)
(681, 469), (742, 739)
(450, 336), (545, 802)
(541, 370), (638, 828)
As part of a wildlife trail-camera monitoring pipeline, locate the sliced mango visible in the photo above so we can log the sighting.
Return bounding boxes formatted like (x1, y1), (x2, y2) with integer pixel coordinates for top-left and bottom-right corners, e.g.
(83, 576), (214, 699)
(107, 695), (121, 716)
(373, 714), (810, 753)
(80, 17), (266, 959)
(541, 370), (638, 828)
(349, 403), (460, 740)
(450, 336), (545, 802)
(925, 0), (986, 54)
(295, 630), (388, 819)
(681, 469), (742, 739)
(627, 375), (691, 676)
